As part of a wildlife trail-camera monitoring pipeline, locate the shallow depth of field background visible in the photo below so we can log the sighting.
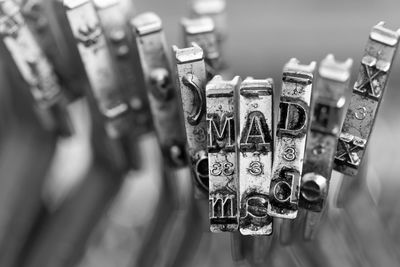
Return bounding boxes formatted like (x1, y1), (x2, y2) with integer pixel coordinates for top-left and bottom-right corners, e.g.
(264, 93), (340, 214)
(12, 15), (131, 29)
(83, 0), (400, 266)
(136, 0), (400, 183)
(3, 1), (400, 267)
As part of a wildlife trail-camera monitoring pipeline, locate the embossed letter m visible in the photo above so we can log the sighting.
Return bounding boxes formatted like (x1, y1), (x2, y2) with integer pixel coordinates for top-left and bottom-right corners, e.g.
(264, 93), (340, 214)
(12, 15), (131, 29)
(207, 113), (235, 152)
(210, 195), (237, 224)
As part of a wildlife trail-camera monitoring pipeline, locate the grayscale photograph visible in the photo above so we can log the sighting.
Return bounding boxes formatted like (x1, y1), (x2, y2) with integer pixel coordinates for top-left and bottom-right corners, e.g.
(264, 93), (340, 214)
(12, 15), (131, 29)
(0, 0), (399, 266)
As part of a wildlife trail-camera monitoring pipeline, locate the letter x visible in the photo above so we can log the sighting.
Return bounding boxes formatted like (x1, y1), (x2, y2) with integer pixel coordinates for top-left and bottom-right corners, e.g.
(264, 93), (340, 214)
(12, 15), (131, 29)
(355, 64), (384, 100)
(335, 139), (362, 167)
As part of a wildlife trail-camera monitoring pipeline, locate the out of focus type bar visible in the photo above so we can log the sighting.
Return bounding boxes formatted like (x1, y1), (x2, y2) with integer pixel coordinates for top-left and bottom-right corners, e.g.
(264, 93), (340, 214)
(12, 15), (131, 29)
(0, 0), (72, 136)
(133, 12), (187, 168)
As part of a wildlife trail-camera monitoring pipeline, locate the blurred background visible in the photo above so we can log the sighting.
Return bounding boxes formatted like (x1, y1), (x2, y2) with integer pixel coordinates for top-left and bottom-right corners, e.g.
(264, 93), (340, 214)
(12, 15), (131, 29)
(136, 0), (400, 187)
(2, 0), (400, 267)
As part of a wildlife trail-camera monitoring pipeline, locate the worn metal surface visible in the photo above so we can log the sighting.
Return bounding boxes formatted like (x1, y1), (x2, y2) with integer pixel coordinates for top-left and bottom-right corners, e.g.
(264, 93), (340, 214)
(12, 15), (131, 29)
(181, 16), (221, 78)
(95, 0), (152, 138)
(0, 0), (72, 136)
(206, 75), (240, 232)
(20, 0), (86, 100)
(268, 58), (315, 219)
(190, 0), (227, 44)
(334, 22), (400, 176)
(173, 43), (208, 192)
(132, 12), (187, 168)
(238, 77), (274, 235)
(63, 0), (129, 138)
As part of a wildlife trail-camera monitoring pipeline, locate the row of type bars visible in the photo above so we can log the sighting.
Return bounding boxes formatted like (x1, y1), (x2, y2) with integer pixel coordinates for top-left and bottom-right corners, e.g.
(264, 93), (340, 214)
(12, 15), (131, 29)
(0, 0), (398, 242)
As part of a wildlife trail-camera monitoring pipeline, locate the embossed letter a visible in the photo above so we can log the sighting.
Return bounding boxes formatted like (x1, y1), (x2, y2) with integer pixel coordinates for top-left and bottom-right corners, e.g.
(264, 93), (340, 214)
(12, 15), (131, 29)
(240, 111), (271, 152)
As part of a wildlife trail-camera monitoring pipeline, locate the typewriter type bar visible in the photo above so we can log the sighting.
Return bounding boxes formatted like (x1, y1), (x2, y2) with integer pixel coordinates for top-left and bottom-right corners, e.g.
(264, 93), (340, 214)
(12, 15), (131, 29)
(334, 22), (400, 176)
(268, 58), (316, 219)
(0, 0), (72, 136)
(190, 0), (227, 44)
(181, 17), (221, 78)
(94, 0), (135, 16)
(238, 77), (274, 235)
(21, 0), (89, 100)
(300, 55), (353, 212)
(132, 12), (187, 167)
(174, 43), (208, 191)
(94, 0), (152, 137)
(206, 75), (241, 232)
(64, 0), (129, 138)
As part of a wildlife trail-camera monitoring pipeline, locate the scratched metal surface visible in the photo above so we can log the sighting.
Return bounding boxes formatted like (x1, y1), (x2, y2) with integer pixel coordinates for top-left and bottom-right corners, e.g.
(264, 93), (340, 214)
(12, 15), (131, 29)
(81, 1), (400, 267)
(132, 0), (400, 187)
(1, 0), (400, 267)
